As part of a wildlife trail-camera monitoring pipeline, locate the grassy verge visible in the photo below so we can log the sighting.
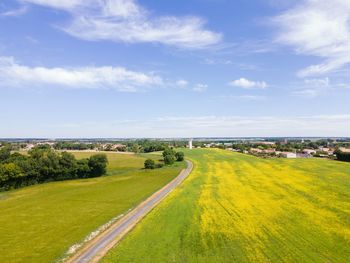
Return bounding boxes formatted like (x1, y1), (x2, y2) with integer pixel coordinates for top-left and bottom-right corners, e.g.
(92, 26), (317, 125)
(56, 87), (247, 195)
(0, 152), (184, 263)
(102, 149), (350, 262)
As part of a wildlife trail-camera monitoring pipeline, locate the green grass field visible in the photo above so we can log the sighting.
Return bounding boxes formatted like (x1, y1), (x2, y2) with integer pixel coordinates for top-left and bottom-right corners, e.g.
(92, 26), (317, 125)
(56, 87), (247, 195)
(0, 151), (185, 263)
(102, 149), (350, 262)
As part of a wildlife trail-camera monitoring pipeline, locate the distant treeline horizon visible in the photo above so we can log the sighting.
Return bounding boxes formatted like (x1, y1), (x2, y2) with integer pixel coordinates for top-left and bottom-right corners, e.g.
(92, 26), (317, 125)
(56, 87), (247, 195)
(1, 136), (350, 143)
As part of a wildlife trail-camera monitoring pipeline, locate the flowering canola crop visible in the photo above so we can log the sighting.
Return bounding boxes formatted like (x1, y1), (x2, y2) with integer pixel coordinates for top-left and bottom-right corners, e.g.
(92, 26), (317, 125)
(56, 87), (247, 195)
(103, 149), (350, 263)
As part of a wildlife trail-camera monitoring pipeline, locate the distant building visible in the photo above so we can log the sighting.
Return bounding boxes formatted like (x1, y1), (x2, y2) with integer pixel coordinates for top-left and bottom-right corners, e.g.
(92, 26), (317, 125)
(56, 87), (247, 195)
(262, 149), (276, 154)
(318, 154), (329, 158)
(280, 139), (288, 145)
(319, 147), (330, 152)
(339, 147), (350, 153)
(319, 147), (335, 155)
(189, 139), (193, 150)
(259, 142), (276, 146)
(250, 148), (263, 153)
(25, 143), (35, 150)
(303, 149), (316, 155)
(280, 152), (297, 158)
(297, 153), (312, 158)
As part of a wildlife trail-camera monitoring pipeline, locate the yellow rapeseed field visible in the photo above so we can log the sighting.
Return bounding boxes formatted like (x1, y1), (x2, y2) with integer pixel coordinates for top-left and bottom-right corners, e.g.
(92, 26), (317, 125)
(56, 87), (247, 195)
(103, 149), (350, 262)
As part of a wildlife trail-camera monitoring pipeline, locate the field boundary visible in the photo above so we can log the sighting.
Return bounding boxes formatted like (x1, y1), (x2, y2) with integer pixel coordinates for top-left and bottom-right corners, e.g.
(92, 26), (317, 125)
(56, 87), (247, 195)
(66, 160), (193, 263)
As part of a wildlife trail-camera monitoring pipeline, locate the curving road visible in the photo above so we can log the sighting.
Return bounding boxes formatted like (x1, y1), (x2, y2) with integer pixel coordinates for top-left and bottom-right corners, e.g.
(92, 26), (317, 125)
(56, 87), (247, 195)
(67, 160), (193, 263)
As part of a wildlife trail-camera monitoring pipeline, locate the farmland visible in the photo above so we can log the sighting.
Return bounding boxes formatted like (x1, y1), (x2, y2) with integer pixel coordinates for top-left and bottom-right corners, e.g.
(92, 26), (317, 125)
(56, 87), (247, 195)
(0, 152), (184, 263)
(103, 149), (350, 262)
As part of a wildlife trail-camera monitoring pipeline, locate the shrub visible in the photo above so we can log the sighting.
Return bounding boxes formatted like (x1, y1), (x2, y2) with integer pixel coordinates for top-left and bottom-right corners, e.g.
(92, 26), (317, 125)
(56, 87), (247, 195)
(335, 150), (350, 162)
(164, 154), (175, 165)
(162, 148), (176, 158)
(144, 159), (156, 169)
(88, 154), (108, 177)
(77, 159), (91, 178)
(155, 163), (164, 168)
(175, 152), (185, 161)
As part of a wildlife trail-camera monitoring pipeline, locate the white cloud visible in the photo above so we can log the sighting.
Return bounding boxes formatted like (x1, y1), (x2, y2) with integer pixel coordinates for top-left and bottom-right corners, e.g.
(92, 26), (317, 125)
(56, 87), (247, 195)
(293, 78), (329, 97)
(229, 78), (267, 89)
(21, 0), (222, 49)
(292, 77), (348, 97)
(0, 6), (27, 17)
(176, 79), (188, 88)
(293, 89), (321, 98)
(273, 0), (350, 77)
(304, 77), (330, 87)
(232, 95), (266, 101)
(21, 0), (86, 11)
(203, 58), (232, 65)
(193, 83), (208, 92)
(25, 36), (40, 44)
(217, 94), (266, 101)
(0, 56), (162, 92)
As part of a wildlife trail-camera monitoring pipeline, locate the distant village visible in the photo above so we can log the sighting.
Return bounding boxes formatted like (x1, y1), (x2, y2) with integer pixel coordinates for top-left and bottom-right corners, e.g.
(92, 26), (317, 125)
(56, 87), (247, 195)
(193, 139), (350, 159)
(219, 142), (349, 159)
(1, 138), (350, 160)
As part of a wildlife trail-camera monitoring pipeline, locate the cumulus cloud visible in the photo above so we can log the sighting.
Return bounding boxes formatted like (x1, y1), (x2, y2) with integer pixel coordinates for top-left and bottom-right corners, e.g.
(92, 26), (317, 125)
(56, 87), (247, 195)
(273, 0), (350, 77)
(0, 56), (162, 92)
(229, 78), (267, 89)
(20, 0), (222, 49)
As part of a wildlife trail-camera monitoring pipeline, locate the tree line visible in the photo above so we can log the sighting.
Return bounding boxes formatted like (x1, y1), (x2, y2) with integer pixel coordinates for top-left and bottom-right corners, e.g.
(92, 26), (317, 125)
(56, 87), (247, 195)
(144, 149), (184, 169)
(0, 145), (108, 191)
(53, 142), (97, 151)
(335, 150), (350, 162)
(52, 140), (187, 153)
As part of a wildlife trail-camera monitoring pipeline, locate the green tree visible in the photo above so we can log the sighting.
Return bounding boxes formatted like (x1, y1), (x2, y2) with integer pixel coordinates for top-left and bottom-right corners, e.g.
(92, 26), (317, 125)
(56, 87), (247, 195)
(164, 154), (175, 165)
(59, 152), (78, 179)
(0, 163), (24, 182)
(77, 159), (91, 178)
(162, 148), (175, 158)
(132, 144), (140, 154)
(88, 154), (108, 177)
(175, 152), (185, 161)
(0, 146), (11, 163)
(144, 159), (156, 169)
(335, 150), (350, 162)
(37, 151), (61, 181)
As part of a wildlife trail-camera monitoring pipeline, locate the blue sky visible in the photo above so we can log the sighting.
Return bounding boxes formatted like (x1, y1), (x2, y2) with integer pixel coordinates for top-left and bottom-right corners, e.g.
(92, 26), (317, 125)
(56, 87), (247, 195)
(0, 0), (349, 138)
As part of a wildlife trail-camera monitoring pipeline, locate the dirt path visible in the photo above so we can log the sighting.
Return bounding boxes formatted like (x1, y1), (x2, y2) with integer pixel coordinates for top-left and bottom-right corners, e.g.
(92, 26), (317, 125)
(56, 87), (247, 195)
(66, 160), (193, 263)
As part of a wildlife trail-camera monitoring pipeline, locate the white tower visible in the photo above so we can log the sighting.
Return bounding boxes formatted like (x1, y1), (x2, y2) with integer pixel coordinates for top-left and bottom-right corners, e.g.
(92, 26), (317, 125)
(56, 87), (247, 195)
(189, 139), (193, 150)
